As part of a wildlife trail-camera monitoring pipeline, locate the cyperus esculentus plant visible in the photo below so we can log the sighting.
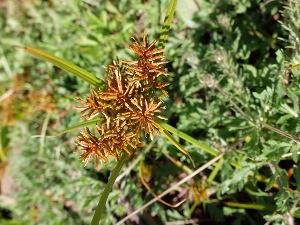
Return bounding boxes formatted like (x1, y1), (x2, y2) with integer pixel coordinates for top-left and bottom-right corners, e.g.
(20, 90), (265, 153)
(75, 32), (169, 168)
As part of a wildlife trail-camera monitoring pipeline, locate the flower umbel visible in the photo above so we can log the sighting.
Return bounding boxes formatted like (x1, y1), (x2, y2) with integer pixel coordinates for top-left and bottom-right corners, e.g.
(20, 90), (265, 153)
(75, 32), (168, 168)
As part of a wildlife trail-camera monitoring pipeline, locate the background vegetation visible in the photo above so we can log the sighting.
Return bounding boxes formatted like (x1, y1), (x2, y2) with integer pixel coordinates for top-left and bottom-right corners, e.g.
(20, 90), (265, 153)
(1, 0), (300, 224)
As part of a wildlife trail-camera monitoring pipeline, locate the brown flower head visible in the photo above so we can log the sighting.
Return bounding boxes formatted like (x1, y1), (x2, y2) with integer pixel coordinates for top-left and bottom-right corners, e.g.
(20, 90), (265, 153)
(75, 88), (105, 119)
(75, 32), (169, 168)
(75, 127), (109, 168)
(121, 97), (166, 140)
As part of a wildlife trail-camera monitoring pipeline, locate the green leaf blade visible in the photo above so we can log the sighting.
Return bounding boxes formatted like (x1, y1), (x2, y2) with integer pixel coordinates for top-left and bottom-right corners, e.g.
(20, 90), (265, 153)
(54, 118), (103, 136)
(18, 46), (105, 89)
(158, 0), (178, 49)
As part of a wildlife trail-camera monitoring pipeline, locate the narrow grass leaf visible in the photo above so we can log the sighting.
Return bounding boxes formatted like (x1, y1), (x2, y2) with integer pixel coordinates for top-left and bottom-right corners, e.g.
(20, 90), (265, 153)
(54, 118), (103, 136)
(159, 127), (195, 167)
(158, 0), (178, 49)
(160, 122), (219, 156)
(289, 64), (300, 70)
(224, 202), (274, 211)
(17, 46), (105, 88)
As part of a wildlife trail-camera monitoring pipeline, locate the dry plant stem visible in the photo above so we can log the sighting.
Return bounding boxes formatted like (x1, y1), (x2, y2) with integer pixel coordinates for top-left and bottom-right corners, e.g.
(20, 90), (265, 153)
(163, 150), (193, 174)
(260, 121), (300, 144)
(289, 199), (299, 221)
(139, 158), (186, 208)
(115, 153), (224, 225)
(0, 89), (13, 102)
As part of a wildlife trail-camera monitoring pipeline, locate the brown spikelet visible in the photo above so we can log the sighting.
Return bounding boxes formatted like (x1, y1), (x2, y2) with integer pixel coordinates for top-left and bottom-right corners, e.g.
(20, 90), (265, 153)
(121, 97), (165, 140)
(75, 88), (105, 119)
(75, 127), (109, 168)
(75, 32), (169, 168)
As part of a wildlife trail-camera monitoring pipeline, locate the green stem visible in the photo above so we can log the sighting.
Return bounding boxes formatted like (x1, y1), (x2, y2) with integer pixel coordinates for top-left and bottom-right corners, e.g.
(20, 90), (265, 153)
(207, 157), (224, 184)
(0, 126), (7, 162)
(39, 111), (52, 155)
(159, 125), (195, 167)
(158, 0), (178, 49)
(186, 202), (197, 221)
(91, 153), (128, 225)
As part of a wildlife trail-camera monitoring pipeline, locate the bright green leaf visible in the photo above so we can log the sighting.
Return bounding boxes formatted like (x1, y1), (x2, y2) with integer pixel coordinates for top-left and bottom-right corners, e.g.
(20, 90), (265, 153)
(159, 127), (195, 167)
(18, 46), (105, 89)
(54, 118), (103, 136)
(158, 0), (178, 49)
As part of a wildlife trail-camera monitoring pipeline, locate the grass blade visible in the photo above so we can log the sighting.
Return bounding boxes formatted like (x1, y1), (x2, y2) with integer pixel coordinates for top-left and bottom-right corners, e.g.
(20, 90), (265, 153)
(288, 64), (300, 70)
(31, 118), (103, 138)
(159, 127), (195, 167)
(160, 122), (219, 156)
(158, 0), (178, 49)
(17, 46), (105, 89)
(54, 118), (103, 136)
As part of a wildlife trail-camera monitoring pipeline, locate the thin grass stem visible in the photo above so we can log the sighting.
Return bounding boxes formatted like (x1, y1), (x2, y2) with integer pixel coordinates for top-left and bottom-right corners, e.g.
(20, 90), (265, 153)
(39, 111), (52, 156)
(91, 152), (128, 225)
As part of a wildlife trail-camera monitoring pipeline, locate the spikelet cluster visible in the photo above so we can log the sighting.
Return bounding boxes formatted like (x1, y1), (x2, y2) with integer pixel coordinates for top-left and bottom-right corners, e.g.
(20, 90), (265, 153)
(75, 33), (169, 168)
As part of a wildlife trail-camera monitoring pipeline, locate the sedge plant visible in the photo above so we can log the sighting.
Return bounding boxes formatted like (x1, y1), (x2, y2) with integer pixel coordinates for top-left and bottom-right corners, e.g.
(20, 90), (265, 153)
(18, 0), (300, 224)
(19, 1), (213, 224)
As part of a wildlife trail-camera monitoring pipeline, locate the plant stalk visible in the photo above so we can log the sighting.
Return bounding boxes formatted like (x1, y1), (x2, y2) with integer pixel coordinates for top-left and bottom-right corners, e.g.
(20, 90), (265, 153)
(91, 152), (128, 225)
